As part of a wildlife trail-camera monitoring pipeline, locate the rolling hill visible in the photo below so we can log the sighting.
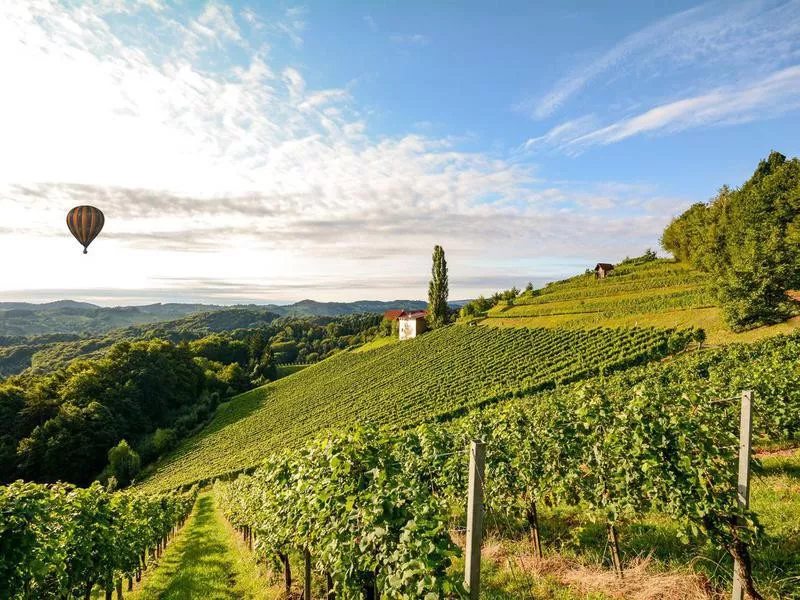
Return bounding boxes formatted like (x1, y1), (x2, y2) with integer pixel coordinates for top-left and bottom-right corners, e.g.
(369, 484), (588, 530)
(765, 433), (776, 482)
(0, 300), (437, 376)
(138, 324), (683, 491)
(483, 258), (800, 344)
(138, 256), (800, 494)
(0, 299), (432, 338)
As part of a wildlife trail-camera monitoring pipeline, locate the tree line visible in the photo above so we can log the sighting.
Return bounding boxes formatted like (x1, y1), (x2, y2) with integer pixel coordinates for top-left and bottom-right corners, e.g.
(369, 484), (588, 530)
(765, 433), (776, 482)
(0, 314), (383, 486)
(662, 151), (800, 330)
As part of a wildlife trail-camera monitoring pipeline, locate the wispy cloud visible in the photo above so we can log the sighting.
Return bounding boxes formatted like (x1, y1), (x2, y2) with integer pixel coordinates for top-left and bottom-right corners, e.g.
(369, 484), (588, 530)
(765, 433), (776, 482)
(520, 115), (598, 151)
(0, 0), (687, 302)
(521, 0), (800, 120)
(390, 33), (429, 46)
(363, 15), (378, 32)
(527, 65), (800, 152)
(192, 0), (242, 45)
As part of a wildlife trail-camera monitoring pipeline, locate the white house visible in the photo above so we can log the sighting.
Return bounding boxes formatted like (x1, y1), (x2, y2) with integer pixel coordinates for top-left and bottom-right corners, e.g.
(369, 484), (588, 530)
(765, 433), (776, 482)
(398, 311), (428, 340)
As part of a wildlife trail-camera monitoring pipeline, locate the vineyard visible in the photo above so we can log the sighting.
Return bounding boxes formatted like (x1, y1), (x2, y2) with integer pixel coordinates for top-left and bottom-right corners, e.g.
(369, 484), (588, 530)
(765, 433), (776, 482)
(138, 324), (688, 492)
(4, 330), (798, 598)
(481, 259), (799, 344)
(0, 482), (197, 599)
(216, 331), (800, 599)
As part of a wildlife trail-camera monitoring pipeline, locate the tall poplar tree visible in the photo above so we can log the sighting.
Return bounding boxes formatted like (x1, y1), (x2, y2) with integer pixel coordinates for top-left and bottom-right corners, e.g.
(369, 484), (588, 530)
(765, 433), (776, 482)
(427, 245), (449, 328)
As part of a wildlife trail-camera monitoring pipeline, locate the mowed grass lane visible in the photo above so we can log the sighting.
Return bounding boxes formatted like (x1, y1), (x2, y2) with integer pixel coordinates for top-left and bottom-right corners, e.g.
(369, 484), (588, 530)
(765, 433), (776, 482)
(131, 492), (269, 600)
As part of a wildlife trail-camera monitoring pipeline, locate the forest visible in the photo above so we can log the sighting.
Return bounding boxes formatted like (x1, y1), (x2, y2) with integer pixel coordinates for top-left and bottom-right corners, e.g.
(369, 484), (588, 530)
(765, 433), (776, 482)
(0, 312), (383, 486)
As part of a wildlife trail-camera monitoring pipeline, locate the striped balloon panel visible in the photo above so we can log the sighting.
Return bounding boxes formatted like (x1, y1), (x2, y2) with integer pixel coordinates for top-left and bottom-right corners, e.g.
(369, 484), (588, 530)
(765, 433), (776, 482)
(66, 205), (105, 251)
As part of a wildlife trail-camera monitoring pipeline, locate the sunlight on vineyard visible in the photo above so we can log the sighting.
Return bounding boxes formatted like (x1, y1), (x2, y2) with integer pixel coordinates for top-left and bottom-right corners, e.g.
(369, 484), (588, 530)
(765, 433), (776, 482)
(139, 325), (686, 492)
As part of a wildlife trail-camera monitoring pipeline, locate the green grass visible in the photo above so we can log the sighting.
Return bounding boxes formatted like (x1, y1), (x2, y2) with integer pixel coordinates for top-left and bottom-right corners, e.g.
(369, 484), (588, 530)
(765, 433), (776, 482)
(130, 492), (273, 600)
(139, 325), (675, 492)
(353, 335), (398, 353)
(274, 363), (310, 379)
(475, 557), (607, 599)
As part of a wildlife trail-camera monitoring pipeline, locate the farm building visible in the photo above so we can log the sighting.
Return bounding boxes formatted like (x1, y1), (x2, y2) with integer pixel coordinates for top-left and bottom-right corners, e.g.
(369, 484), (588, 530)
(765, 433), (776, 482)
(595, 263), (615, 279)
(398, 311), (427, 340)
(383, 309), (406, 321)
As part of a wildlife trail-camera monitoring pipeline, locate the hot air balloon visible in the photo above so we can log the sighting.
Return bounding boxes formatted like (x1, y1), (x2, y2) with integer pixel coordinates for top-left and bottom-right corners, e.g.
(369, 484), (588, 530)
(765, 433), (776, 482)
(66, 205), (105, 254)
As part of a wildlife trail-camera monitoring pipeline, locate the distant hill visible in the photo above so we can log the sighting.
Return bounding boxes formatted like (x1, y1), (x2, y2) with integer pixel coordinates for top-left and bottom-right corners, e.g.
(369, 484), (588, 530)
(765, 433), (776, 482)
(274, 299), (429, 317)
(0, 302), (226, 337)
(0, 300), (100, 311)
(0, 298), (437, 337)
(0, 304), (439, 376)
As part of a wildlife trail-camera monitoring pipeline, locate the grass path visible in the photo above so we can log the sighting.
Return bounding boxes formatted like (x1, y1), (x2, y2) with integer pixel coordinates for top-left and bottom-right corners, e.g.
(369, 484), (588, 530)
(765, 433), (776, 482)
(131, 492), (273, 600)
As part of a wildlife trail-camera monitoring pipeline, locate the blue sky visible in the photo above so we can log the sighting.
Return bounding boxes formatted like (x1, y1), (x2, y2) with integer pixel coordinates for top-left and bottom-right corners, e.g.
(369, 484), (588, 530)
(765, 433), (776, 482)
(1, 0), (799, 304)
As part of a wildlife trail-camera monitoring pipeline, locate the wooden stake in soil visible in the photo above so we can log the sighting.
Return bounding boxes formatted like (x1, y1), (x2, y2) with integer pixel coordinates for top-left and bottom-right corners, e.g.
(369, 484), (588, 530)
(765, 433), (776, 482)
(304, 549), (312, 600)
(326, 572), (335, 600)
(280, 552), (292, 597)
(464, 439), (486, 600)
(526, 499), (543, 559)
(607, 523), (623, 579)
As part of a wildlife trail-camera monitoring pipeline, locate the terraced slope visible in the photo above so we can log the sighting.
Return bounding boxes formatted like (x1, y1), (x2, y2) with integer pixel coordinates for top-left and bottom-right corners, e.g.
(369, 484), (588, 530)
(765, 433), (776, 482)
(139, 325), (678, 492)
(491, 260), (712, 320)
(484, 259), (800, 344)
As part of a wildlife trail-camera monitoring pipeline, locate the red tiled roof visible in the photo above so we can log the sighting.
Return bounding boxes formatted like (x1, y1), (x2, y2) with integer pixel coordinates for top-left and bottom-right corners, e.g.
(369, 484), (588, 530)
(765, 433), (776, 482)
(383, 309), (406, 320)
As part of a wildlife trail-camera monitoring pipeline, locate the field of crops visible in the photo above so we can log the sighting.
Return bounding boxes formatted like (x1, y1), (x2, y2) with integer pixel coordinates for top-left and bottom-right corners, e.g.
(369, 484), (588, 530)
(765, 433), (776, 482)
(138, 324), (686, 492)
(481, 259), (800, 344)
(488, 260), (713, 319)
(216, 331), (800, 599)
(0, 482), (197, 599)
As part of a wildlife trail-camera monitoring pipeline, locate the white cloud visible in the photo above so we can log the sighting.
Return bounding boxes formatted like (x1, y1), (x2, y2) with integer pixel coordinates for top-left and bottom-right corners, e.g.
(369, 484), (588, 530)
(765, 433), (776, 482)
(0, 0), (684, 302)
(522, 0), (800, 119)
(521, 115), (598, 152)
(298, 89), (350, 112)
(534, 65), (800, 151)
(273, 6), (306, 47)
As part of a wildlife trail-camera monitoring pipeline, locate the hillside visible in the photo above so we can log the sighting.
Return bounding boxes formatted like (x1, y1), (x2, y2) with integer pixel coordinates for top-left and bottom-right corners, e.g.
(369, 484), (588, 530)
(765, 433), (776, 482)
(138, 324), (683, 491)
(0, 302), (222, 336)
(0, 307), (400, 376)
(0, 308), (281, 376)
(0, 299), (431, 338)
(483, 258), (800, 344)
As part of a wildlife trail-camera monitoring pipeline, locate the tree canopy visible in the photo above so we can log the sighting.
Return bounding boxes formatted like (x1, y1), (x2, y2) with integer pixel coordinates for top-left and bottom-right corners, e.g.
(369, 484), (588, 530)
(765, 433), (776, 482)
(427, 245), (449, 328)
(662, 151), (800, 329)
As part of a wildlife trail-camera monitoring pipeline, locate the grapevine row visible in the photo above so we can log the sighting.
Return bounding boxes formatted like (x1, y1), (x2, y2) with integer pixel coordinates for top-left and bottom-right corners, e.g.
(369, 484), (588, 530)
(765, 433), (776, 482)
(216, 331), (800, 597)
(215, 430), (464, 598)
(141, 325), (685, 492)
(0, 482), (198, 599)
(493, 288), (714, 318)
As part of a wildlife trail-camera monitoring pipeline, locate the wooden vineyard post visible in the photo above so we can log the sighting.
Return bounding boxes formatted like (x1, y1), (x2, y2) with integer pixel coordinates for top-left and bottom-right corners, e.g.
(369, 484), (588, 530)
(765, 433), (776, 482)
(304, 549), (312, 600)
(607, 523), (623, 578)
(732, 390), (753, 600)
(464, 439), (486, 600)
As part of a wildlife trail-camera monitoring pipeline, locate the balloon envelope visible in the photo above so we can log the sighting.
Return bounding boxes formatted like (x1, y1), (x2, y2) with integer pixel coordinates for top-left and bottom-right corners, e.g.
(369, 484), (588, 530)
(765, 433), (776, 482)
(66, 205), (105, 254)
